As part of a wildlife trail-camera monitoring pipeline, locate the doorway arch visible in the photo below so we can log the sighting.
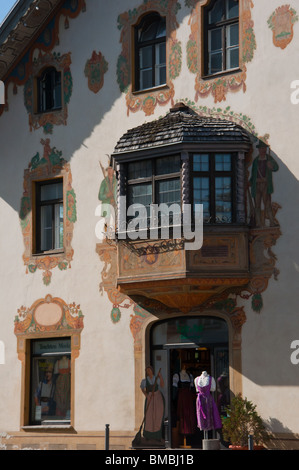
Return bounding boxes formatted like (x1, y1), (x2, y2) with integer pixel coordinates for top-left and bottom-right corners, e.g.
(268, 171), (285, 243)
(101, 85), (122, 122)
(132, 308), (245, 448)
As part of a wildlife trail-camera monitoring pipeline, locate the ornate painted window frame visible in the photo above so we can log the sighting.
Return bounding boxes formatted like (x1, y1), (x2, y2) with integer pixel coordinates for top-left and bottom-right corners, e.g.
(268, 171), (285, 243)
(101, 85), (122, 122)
(186, 0), (256, 103)
(19, 139), (77, 285)
(14, 294), (84, 429)
(24, 51), (73, 134)
(117, 0), (182, 116)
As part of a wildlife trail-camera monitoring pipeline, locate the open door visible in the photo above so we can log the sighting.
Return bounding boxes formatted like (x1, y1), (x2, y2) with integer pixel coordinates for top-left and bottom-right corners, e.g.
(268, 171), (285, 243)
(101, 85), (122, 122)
(150, 316), (229, 449)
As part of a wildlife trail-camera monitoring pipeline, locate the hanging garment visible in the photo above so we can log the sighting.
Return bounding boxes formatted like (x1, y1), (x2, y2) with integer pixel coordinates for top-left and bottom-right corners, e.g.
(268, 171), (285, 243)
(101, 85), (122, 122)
(194, 375), (222, 431)
(174, 372), (196, 435)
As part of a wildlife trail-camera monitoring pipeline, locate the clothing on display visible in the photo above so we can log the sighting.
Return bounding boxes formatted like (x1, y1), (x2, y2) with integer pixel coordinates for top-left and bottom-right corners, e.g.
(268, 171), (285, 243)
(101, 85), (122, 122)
(173, 369), (196, 435)
(194, 371), (222, 431)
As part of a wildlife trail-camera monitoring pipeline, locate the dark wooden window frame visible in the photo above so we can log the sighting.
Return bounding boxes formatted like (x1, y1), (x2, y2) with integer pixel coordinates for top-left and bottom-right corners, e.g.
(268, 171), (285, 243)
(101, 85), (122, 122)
(191, 152), (237, 224)
(35, 178), (64, 254)
(37, 66), (62, 114)
(126, 156), (182, 229)
(203, 0), (239, 77)
(134, 12), (166, 92)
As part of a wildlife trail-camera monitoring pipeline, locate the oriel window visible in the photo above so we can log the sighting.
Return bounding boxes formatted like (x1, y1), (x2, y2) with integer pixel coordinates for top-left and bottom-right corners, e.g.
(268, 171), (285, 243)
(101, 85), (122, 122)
(35, 179), (64, 253)
(37, 67), (62, 113)
(135, 13), (166, 91)
(204, 0), (239, 75)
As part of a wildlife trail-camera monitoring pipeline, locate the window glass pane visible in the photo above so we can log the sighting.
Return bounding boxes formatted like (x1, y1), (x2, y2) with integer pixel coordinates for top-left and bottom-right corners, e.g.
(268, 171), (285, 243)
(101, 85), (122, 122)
(193, 177), (210, 222)
(155, 43), (166, 86)
(209, 51), (222, 74)
(227, 0), (239, 19)
(157, 65), (166, 86)
(128, 183), (152, 210)
(157, 43), (166, 65)
(209, 0), (223, 24)
(226, 23), (239, 47)
(54, 203), (64, 250)
(53, 71), (62, 109)
(41, 182), (63, 202)
(156, 178), (181, 225)
(193, 154), (209, 172)
(209, 28), (222, 52)
(128, 160), (152, 180)
(140, 45), (153, 69)
(41, 205), (53, 251)
(215, 176), (232, 223)
(140, 69), (153, 90)
(215, 154), (232, 171)
(151, 316), (228, 345)
(156, 18), (166, 38)
(226, 47), (239, 69)
(157, 179), (181, 207)
(156, 155), (180, 175)
(128, 183), (152, 227)
(139, 20), (159, 42)
(31, 338), (71, 425)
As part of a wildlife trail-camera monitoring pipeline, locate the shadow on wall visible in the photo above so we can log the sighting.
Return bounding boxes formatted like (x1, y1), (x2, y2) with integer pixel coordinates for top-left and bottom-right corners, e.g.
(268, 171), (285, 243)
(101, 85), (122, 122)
(265, 418), (298, 449)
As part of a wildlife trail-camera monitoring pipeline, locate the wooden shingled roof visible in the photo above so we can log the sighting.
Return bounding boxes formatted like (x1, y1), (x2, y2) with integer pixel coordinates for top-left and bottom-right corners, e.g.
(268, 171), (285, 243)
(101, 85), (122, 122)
(113, 102), (251, 155)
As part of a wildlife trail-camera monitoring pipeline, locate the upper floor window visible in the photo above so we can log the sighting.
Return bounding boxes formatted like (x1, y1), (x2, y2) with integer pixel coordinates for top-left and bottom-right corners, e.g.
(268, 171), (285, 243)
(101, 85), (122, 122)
(37, 67), (62, 113)
(35, 179), (63, 253)
(204, 0), (239, 76)
(134, 13), (166, 91)
(192, 153), (235, 224)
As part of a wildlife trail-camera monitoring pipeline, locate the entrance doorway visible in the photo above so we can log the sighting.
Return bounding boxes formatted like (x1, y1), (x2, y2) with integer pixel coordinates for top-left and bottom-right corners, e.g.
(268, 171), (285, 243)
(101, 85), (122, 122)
(150, 316), (230, 448)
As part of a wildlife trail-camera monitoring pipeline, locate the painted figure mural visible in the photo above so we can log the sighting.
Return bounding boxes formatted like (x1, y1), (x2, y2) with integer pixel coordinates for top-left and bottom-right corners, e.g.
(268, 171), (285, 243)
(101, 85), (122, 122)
(249, 141), (279, 228)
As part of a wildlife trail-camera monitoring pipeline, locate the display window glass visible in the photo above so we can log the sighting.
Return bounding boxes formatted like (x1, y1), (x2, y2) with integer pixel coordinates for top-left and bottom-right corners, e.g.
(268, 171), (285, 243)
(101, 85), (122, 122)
(30, 338), (71, 425)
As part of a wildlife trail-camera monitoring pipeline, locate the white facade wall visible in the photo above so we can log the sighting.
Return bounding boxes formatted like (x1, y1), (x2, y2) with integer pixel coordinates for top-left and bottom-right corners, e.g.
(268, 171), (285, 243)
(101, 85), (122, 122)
(0, 0), (298, 446)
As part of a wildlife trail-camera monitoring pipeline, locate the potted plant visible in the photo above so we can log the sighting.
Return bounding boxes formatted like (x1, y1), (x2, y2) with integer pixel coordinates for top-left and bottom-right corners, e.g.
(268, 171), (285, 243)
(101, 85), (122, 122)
(221, 394), (268, 450)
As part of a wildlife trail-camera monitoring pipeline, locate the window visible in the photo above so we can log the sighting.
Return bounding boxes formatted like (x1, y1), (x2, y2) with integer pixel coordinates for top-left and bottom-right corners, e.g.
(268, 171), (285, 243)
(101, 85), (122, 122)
(135, 13), (166, 91)
(192, 153), (235, 224)
(30, 338), (71, 425)
(126, 155), (181, 229)
(37, 67), (62, 113)
(204, 0), (239, 75)
(35, 179), (63, 253)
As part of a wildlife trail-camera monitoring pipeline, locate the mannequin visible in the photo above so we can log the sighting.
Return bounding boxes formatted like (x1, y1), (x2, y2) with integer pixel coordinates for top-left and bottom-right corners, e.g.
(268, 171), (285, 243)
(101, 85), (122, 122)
(194, 371), (222, 439)
(173, 364), (196, 448)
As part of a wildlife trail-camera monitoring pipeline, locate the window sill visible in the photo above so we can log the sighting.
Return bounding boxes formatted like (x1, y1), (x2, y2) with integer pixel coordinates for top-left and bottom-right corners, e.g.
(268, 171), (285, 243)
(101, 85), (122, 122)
(132, 83), (168, 95)
(34, 107), (63, 116)
(202, 67), (242, 81)
(32, 249), (65, 257)
(22, 425), (74, 432)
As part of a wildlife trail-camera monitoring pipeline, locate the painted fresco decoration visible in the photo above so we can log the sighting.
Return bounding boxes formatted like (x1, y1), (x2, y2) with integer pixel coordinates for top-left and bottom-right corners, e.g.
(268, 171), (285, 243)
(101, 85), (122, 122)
(117, 0), (182, 116)
(96, 162), (151, 325)
(267, 5), (298, 49)
(14, 295), (84, 335)
(0, 0), (85, 118)
(84, 51), (108, 94)
(14, 295), (84, 363)
(20, 139), (77, 286)
(24, 51), (73, 134)
(185, 0), (256, 103)
(96, 239), (134, 323)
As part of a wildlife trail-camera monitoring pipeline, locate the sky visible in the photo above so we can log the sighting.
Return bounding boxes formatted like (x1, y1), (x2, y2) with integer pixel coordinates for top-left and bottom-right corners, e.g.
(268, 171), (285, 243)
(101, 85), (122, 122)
(0, 0), (18, 25)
